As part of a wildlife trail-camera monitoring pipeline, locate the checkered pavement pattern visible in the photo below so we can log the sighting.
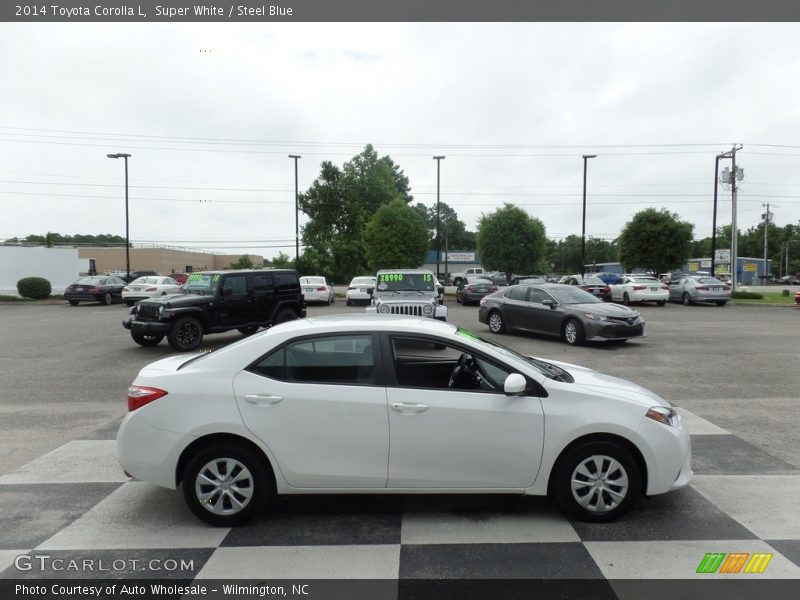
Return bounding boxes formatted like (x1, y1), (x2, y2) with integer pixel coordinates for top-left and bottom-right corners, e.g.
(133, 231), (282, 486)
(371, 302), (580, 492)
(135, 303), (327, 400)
(2, 406), (800, 586)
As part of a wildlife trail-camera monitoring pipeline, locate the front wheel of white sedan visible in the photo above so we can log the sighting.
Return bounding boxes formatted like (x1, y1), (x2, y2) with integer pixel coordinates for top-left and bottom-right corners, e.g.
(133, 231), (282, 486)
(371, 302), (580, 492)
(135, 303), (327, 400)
(183, 444), (271, 527)
(553, 441), (641, 522)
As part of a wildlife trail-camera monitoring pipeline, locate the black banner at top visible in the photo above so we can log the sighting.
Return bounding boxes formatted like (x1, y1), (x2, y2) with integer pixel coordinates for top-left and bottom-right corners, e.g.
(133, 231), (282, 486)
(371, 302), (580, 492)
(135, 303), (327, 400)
(2, 0), (800, 23)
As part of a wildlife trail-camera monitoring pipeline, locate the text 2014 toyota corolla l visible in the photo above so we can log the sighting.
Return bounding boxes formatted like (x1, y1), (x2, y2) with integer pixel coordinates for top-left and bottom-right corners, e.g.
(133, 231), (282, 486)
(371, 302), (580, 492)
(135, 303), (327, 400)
(118, 315), (691, 526)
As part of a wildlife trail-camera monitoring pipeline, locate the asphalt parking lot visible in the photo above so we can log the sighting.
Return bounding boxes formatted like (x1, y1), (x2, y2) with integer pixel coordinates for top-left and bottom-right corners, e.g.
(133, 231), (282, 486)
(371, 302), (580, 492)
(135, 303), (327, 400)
(0, 297), (799, 590)
(1, 297), (797, 473)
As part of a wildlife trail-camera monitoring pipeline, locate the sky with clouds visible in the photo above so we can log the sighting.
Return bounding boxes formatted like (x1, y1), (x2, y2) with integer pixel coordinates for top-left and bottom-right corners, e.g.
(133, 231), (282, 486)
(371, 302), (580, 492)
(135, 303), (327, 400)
(1, 22), (799, 260)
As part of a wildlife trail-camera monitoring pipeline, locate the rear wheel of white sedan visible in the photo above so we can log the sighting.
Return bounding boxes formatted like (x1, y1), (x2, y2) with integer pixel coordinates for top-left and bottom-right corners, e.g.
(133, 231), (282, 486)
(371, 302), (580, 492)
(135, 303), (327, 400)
(554, 441), (641, 522)
(183, 444), (271, 527)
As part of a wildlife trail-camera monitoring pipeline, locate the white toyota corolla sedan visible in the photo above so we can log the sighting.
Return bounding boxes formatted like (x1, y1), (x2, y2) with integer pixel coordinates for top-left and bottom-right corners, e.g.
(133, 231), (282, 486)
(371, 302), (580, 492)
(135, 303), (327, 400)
(118, 315), (691, 527)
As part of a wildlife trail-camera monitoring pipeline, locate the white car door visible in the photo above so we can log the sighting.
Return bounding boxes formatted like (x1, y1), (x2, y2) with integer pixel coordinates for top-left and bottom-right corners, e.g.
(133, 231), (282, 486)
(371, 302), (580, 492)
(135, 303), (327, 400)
(232, 333), (389, 488)
(385, 335), (544, 489)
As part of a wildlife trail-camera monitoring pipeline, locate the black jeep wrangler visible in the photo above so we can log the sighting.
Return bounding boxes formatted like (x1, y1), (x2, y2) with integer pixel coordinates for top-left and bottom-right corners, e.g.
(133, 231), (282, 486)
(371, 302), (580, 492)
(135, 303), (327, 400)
(122, 269), (306, 351)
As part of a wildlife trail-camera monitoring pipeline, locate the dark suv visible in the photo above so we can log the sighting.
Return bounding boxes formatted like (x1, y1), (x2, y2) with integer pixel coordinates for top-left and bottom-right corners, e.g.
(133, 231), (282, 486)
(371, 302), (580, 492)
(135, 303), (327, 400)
(122, 269), (306, 351)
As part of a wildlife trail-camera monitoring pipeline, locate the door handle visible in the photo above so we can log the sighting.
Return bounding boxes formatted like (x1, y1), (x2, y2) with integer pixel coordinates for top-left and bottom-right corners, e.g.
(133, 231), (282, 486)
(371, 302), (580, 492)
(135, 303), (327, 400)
(390, 402), (429, 413)
(244, 394), (283, 405)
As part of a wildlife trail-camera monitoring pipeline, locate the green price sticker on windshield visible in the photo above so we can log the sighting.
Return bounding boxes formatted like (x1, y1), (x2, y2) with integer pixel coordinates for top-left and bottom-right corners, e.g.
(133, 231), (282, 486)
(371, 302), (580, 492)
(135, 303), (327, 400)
(380, 274), (404, 283)
(423, 274), (432, 282)
(188, 273), (202, 281)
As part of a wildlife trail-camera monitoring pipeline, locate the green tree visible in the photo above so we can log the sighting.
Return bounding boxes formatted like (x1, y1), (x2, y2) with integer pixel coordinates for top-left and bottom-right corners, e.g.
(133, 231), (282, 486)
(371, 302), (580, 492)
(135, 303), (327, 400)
(476, 204), (547, 283)
(265, 252), (294, 269)
(363, 199), (430, 271)
(618, 209), (694, 275)
(229, 254), (254, 269)
(300, 145), (411, 282)
(412, 201), (476, 251)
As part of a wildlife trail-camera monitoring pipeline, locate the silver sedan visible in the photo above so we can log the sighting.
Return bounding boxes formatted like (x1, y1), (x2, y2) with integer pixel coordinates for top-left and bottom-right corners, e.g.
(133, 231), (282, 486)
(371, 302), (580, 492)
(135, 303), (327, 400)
(668, 276), (731, 306)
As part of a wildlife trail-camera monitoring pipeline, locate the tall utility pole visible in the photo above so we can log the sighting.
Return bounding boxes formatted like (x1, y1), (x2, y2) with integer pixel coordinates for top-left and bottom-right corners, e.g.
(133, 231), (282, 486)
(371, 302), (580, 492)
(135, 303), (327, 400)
(433, 156), (445, 278)
(762, 203), (772, 285)
(711, 154), (722, 278)
(580, 154), (597, 277)
(289, 155), (301, 268)
(106, 153), (131, 281)
(717, 145), (742, 291)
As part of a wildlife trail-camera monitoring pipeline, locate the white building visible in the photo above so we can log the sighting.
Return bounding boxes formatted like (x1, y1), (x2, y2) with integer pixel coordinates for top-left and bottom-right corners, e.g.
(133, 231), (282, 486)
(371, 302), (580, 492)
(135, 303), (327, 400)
(0, 246), (85, 296)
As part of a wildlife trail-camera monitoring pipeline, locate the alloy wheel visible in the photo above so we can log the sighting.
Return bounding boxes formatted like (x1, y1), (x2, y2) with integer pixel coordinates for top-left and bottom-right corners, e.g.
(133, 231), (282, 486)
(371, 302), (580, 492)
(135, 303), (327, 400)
(570, 454), (629, 514)
(194, 457), (254, 516)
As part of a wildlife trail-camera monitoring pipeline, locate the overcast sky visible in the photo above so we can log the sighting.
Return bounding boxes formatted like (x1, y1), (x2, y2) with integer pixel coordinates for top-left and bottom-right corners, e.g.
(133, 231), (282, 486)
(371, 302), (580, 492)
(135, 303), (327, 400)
(1, 22), (799, 261)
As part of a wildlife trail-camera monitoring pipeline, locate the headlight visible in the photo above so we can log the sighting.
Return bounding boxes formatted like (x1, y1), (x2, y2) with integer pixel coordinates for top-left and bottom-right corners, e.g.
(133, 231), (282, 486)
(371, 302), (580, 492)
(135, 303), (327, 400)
(158, 306), (164, 315)
(646, 406), (679, 427)
(378, 304), (390, 314)
(423, 304), (433, 314)
(583, 313), (610, 321)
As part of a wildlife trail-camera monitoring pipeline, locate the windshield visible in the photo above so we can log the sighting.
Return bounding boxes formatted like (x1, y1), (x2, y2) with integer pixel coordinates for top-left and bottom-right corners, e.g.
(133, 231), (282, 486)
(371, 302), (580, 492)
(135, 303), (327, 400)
(376, 272), (435, 292)
(633, 277), (660, 284)
(552, 286), (602, 304)
(76, 277), (105, 284)
(183, 273), (218, 295)
(300, 277), (325, 285)
(455, 327), (560, 380)
(582, 276), (605, 285)
(351, 277), (375, 285)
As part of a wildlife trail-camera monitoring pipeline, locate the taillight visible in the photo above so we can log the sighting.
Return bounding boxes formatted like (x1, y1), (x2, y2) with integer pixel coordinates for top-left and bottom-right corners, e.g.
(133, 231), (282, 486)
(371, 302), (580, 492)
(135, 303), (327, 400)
(604, 286), (611, 294)
(661, 285), (668, 290)
(316, 286), (326, 291)
(127, 385), (168, 411)
(723, 285), (730, 291)
(696, 286), (709, 291)
(490, 285), (498, 292)
(632, 285), (646, 291)
(88, 287), (101, 294)
(146, 287), (157, 292)
(466, 286), (475, 292)
(122, 287), (130, 292)
(348, 286), (356, 290)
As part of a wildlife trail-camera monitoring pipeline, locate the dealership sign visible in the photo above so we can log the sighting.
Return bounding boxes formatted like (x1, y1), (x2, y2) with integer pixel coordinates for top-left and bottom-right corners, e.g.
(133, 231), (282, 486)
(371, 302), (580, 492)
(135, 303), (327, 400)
(715, 249), (731, 264)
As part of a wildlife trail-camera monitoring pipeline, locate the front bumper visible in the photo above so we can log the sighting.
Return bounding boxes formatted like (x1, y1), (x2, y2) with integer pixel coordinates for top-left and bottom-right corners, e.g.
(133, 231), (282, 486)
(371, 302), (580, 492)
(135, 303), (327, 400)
(123, 317), (172, 333)
(586, 320), (645, 341)
(636, 414), (693, 495)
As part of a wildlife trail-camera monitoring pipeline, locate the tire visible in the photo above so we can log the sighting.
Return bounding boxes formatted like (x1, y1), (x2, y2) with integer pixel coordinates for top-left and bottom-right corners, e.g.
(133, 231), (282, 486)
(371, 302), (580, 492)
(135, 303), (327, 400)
(182, 443), (271, 527)
(237, 326), (259, 335)
(329, 293), (334, 305)
(273, 309), (299, 325)
(656, 300), (666, 307)
(562, 318), (585, 346)
(456, 293), (462, 304)
(167, 316), (204, 352)
(101, 292), (113, 305)
(131, 331), (164, 347)
(487, 310), (506, 334)
(622, 293), (630, 306)
(715, 301), (727, 307)
(68, 300), (79, 306)
(682, 292), (692, 306)
(553, 441), (641, 522)
(346, 299), (352, 306)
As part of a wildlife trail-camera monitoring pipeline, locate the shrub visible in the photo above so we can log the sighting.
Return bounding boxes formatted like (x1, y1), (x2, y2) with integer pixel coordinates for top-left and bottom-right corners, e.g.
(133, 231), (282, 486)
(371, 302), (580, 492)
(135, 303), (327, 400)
(731, 291), (763, 300)
(17, 277), (52, 299)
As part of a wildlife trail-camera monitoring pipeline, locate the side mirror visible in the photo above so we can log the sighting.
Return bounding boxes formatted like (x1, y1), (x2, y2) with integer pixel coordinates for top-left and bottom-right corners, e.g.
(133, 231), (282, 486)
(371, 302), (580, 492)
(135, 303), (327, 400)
(542, 299), (557, 309)
(504, 373), (527, 396)
(367, 287), (374, 296)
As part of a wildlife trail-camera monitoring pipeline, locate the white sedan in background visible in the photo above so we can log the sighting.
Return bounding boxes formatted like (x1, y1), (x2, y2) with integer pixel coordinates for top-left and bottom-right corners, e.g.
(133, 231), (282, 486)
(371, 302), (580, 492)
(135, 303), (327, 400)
(346, 276), (377, 306)
(121, 276), (181, 306)
(300, 276), (335, 304)
(118, 315), (691, 527)
(609, 275), (669, 306)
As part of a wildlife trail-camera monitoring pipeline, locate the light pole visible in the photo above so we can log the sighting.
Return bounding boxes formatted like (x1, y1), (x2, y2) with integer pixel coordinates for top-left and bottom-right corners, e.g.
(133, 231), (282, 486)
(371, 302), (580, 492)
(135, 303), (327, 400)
(581, 154), (597, 277)
(433, 156), (445, 278)
(106, 153), (131, 281)
(711, 153), (722, 279)
(289, 155), (301, 269)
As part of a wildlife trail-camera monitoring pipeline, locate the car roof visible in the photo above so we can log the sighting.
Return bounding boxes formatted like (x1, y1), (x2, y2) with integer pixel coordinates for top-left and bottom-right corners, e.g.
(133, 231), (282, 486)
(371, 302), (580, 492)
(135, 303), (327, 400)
(376, 269), (434, 274)
(275, 314), (457, 335)
(193, 269), (296, 276)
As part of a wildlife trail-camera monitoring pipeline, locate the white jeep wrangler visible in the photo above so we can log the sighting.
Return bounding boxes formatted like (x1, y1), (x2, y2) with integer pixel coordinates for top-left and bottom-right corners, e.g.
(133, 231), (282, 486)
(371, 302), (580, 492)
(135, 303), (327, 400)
(366, 269), (447, 321)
